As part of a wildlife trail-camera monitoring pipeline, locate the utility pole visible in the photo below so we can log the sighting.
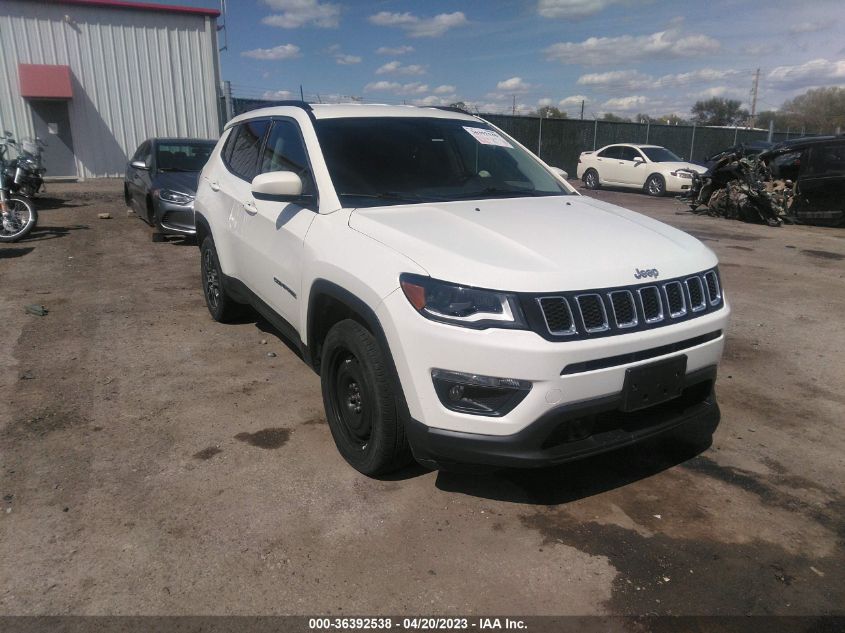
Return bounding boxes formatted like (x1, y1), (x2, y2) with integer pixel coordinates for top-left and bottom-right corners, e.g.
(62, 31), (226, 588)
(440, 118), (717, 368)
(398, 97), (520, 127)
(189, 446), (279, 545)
(580, 99), (585, 120)
(749, 67), (760, 129)
(512, 95), (516, 116)
(300, 85), (305, 101)
(223, 80), (233, 122)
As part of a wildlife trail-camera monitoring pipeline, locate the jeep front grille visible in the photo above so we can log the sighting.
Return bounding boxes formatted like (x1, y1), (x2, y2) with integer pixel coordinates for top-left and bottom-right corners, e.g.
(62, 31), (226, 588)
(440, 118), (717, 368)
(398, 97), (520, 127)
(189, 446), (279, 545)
(532, 268), (723, 340)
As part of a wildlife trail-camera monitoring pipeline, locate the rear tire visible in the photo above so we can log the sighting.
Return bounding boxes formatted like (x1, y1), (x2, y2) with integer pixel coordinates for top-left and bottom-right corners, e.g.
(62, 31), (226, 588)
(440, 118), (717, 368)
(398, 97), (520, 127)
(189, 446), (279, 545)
(321, 319), (411, 476)
(583, 169), (600, 190)
(645, 174), (666, 197)
(0, 196), (37, 243)
(199, 236), (244, 323)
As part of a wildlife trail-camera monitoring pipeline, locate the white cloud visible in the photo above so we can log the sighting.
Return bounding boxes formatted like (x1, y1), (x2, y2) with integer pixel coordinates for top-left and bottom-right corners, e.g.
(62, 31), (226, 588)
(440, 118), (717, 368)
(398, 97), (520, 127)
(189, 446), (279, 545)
(537, 97), (553, 106)
(364, 81), (429, 95)
(496, 76), (531, 92)
(261, 0), (340, 29)
(538, 0), (628, 18)
(368, 11), (468, 38)
(335, 54), (362, 65)
(434, 84), (456, 94)
(602, 95), (648, 111)
(412, 94), (458, 106)
(559, 95), (589, 107)
(376, 45), (414, 55)
(767, 58), (845, 89)
(241, 44), (301, 60)
(262, 89), (294, 99)
(577, 68), (742, 90)
(788, 21), (830, 34)
(545, 28), (720, 65)
(376, 60), (427, 76)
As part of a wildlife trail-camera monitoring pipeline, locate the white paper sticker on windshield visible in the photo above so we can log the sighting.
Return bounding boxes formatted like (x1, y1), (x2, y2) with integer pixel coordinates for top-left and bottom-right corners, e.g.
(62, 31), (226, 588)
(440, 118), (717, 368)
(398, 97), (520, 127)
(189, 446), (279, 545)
(463, 126), (513, 148)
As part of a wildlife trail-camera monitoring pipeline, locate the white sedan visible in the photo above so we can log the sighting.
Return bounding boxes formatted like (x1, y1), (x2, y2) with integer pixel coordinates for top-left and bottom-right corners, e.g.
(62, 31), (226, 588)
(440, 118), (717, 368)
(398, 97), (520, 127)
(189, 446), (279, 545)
(576, 143), (706, 196)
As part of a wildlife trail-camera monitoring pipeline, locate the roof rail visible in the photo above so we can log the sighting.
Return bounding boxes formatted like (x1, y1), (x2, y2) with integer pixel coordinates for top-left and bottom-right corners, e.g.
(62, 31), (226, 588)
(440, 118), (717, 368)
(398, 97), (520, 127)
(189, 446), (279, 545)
(259, 100), (313, 112)
(430, 106), (472, 115)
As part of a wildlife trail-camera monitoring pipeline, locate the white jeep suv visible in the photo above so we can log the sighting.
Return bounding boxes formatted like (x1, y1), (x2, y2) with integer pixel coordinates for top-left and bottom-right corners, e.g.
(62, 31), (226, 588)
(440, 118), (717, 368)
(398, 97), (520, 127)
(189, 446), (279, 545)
(194, 103), (730, 475)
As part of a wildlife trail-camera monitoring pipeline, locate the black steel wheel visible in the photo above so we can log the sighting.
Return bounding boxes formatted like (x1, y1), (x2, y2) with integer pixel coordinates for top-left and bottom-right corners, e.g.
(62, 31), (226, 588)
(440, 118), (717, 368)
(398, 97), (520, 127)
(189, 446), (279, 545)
(321, 319), (411, 475)
(199, 236), (243, 322)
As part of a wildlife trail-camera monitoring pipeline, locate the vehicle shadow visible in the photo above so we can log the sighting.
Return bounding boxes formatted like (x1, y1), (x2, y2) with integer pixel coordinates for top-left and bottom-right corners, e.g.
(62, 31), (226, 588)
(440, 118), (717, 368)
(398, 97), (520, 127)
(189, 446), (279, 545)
(17, 224), (90, 243)
(32, 197), (84, 211)
(0, 246), (35, 259)
(153, 233), (197, 247)
(433, 436), (709, 505)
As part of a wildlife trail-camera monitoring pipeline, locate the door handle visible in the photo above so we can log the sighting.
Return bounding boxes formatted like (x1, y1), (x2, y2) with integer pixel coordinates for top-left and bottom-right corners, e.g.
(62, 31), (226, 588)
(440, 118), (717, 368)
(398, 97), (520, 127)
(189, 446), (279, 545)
(243, 201), (258, 215)
(210, 181), (220, 192)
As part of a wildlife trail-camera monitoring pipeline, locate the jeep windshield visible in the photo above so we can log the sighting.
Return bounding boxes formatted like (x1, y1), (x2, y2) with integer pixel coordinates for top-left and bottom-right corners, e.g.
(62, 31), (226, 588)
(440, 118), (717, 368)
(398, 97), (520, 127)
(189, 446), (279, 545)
(314, 117), (570, 207)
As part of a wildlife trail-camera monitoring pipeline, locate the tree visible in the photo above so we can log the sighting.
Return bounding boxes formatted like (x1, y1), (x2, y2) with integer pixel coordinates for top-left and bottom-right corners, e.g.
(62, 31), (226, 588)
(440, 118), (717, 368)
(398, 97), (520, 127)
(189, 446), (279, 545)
(780, 87), (845, 133)
(656, 113), (689, 126)
(690, 98), (749, 126)
(448, 101), (471, 113)
(536, 105), (566, 118)
(601, 112), (631, 122)
(635, 113), (657, 123)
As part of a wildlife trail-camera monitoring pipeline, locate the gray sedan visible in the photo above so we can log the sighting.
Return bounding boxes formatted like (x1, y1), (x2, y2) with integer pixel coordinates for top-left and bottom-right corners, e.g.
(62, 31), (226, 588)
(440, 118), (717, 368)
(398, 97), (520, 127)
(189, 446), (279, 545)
(124, 138), (216, 238)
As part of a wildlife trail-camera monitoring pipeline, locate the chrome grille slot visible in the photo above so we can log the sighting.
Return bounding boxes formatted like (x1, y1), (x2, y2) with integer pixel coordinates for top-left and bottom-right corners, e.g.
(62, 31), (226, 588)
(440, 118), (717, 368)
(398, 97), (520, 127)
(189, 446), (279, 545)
(704, 270), (721, 305)
(537, 297), (576, 335)
(638, 286), (664, 323)
(608, 290), (637, 328)
(686, 276), (706, 312)
(576, 294), (609, 333)
(663, 281), (687, 318)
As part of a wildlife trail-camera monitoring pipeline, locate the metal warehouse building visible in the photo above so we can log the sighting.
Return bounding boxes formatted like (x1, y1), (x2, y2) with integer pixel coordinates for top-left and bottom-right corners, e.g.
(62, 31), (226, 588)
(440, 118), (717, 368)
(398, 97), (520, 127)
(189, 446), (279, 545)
(0, 0), (222, 180)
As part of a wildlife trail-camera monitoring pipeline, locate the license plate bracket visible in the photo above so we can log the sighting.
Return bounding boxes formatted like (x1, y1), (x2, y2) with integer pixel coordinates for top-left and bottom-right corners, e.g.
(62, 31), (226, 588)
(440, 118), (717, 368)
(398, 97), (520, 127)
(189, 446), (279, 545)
(621, 355), (688, 412)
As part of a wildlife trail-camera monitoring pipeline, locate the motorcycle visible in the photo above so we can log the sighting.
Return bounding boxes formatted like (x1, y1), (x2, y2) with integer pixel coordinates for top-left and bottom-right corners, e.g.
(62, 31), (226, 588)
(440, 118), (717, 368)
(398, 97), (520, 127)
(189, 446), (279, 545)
(3, 133), (45, 198)
(0, 134), (37, 243)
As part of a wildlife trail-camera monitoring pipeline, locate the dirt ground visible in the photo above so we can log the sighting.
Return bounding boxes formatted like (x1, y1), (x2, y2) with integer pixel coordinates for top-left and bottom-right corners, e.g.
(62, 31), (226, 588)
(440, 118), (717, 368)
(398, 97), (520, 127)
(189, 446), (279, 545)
(0, 180), (843, 617)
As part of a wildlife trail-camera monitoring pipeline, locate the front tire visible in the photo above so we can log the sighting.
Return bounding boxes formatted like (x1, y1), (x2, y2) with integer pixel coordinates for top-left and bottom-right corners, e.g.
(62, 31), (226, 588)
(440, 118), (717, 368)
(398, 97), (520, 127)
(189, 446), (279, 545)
(583, 169), (600, 190)
(645, 174), (666, 197)
(0, 196), (37, 243)
(199, 236), (243, 322)
(321, 319), (411, 476)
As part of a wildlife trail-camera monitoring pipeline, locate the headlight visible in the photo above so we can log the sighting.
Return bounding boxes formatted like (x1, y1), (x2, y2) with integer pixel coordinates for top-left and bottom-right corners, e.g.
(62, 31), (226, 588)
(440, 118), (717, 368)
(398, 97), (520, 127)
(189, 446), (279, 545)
(156, 189), (194, 205)
(670, 170), (694, 179)
(399, 273), (527, 329)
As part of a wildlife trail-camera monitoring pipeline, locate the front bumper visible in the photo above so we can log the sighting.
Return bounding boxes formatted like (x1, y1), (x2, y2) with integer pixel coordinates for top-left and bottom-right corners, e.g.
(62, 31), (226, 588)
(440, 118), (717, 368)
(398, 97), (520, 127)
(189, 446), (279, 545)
(665, 173), (699, 193)
(406, 365), (719, 469)
(154, 200), (196, 235)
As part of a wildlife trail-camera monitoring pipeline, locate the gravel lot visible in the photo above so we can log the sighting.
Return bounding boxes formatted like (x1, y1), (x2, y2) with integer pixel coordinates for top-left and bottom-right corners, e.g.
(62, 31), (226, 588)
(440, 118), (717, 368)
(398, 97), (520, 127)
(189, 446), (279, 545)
(1, 180), (843, 617)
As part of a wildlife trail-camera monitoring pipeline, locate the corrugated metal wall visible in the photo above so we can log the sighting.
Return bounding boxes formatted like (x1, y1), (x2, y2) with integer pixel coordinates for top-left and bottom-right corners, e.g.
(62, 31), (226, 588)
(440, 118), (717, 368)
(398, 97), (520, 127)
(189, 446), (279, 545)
(0, 0), (221, 179)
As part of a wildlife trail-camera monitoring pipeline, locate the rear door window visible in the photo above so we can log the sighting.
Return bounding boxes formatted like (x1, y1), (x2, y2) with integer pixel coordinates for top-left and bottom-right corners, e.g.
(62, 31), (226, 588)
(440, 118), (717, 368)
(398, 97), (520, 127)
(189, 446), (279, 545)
(225, 120), (271, 182)
(598, 146), (621, 159)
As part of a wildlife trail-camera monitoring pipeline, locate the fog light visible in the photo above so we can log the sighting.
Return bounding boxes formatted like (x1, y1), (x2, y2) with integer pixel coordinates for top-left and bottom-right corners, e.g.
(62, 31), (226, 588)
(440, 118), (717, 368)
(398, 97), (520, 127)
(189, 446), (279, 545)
(432, 369), (531, 417)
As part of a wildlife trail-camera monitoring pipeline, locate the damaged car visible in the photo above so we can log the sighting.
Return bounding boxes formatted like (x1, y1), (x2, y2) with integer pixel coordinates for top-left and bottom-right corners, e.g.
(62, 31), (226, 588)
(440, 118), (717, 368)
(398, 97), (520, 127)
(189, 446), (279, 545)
(680, 136), (845, 227)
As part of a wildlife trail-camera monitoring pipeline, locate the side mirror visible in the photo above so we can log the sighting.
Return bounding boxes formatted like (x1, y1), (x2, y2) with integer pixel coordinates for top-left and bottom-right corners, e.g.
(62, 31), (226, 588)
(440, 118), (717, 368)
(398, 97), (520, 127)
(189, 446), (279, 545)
(130, 160), (148, 170)
(252, 171), (303, 200)
(550, 166), (569, 180)
(633, 156), (644, 164)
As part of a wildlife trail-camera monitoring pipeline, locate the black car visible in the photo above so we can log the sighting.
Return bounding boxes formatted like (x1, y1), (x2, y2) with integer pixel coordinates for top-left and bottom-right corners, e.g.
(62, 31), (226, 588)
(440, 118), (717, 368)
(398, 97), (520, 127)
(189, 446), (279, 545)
(762, 136), (845, 226)
(124, 138), (216, 237)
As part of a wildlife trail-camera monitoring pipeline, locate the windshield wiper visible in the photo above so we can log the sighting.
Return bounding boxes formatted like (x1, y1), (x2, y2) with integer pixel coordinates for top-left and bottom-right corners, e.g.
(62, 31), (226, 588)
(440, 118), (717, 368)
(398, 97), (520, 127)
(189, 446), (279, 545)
(338, 191), (429, 203)
(451, 187), (550, 199)
(158, 167), (195, 172)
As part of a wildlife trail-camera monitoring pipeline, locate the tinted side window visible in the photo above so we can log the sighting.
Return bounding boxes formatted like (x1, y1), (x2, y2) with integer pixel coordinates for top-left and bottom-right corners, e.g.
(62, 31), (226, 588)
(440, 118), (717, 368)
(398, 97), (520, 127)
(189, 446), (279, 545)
(227, 120), (270, 181)
(598, 146), (620, 159)
(260, 120), (314, 193)
(619, 147), (640, 161)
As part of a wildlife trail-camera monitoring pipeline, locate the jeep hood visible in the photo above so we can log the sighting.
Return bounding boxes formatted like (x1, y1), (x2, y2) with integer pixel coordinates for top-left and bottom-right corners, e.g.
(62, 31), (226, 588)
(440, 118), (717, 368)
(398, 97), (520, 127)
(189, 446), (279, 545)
(348, 195), (717, 292)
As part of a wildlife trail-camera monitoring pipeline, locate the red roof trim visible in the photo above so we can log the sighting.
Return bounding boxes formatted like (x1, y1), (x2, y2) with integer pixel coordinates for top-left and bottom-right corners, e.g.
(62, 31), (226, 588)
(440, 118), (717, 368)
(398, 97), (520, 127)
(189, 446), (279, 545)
(47, 0), (220, 18)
